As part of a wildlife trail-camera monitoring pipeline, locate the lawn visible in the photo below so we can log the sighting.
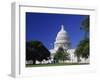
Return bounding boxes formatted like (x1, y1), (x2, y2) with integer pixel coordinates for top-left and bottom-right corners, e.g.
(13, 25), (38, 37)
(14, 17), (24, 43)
(26, 63), (89, 67)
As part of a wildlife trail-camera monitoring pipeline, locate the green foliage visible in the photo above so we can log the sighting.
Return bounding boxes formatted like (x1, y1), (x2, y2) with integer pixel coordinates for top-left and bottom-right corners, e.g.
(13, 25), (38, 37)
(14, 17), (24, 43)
(75, 38), (89, 61)
(54, 47), (70, 63)
(81, 16), (89, 32)
(26, 40), (51, 64)
(75, 16), (90, 62)
(81, 16), (90, 38)
(54, 52), (66, 61)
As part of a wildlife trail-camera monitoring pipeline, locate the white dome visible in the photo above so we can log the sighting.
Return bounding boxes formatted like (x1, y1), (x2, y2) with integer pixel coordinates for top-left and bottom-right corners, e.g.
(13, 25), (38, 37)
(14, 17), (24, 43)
(54, 25), (70, 50)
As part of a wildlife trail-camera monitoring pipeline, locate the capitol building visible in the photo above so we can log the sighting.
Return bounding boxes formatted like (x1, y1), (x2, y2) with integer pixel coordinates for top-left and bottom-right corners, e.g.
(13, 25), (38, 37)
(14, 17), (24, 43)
(49, 25), (89, 63)
(27, 24), (89, 64)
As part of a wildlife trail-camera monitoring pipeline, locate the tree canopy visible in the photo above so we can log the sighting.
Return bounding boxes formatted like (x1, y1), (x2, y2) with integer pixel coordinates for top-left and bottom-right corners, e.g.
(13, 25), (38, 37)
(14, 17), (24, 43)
(75, 16), (90, 62)
(26, 40), (51, 64)
(75, 38), (89, 60)
(54, 47), (70, 63)
(81, 16), (89, 32)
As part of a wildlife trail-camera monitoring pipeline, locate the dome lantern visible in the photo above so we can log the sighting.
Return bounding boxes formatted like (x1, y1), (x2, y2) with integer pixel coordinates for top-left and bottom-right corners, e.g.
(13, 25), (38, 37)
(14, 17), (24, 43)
(61, 25), (64, 31)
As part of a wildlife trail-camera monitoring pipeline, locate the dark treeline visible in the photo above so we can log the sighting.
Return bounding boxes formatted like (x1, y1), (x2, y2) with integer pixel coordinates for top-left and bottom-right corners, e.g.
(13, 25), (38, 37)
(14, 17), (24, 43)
(26, 40), (51, 64)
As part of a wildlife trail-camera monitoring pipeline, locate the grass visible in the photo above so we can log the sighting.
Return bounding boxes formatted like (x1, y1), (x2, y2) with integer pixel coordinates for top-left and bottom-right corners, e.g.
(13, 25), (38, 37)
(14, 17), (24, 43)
(26, 63), (89, 67)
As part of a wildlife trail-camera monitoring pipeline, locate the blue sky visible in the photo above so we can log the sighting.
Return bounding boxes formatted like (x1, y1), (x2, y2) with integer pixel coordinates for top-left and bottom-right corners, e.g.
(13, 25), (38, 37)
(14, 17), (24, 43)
(26, 12), (89, 49)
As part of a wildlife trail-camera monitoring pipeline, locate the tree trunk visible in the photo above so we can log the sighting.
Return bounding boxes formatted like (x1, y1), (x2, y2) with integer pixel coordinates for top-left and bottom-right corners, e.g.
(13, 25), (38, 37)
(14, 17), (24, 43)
(33, 59), (36, 64)
(63, 60), (64, 63)
(77, 57), (80, 63)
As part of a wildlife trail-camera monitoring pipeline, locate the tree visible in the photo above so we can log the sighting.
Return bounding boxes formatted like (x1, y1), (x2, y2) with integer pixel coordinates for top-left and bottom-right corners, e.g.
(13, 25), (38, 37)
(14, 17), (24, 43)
(26, 40), (51, 64)
(81, 38), (89, 59)
(75, 16), (90, 62)
(81, 16), (89, 38)
(54, 47), (69, 63)
(81, 16), (89, 31)
(75, 38), (89, 62)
